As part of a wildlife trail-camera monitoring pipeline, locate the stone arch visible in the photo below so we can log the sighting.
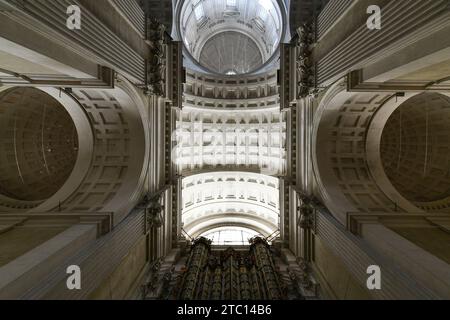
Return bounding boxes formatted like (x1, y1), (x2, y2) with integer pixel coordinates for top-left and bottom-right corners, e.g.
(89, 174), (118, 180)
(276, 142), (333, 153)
(366, 92), (450, 213)
(0, 77), (149, 224)
(311, 80), (436, 224)
(0, 86), (94, 212)
(189, 219), (273, 239)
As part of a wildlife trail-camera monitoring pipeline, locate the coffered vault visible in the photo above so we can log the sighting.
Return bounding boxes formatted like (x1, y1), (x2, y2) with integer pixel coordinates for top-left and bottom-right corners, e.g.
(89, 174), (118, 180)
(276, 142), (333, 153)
(175, 0), (287, 74)
(173, 0), (287, 241)
(174, 10), (287, 238)
(181, 172), (280, 239)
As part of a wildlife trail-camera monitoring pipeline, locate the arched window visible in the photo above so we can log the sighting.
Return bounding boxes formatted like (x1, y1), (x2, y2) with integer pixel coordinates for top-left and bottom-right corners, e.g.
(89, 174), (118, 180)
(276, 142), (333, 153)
(201, 227), (260, 246)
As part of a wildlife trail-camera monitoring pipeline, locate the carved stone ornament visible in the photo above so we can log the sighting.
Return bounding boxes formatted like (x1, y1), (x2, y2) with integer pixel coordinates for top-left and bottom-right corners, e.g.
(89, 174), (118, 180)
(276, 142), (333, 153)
(297, 195), (314, 230)
(298, 202), (314, 230)
(140, 193), (164, 229)
(296, 192), (323, 230)
(142, 258), (163, 298)
(295, 24), (316, 99)
(290, 258), (314, 292)
(146, 18), (167, 96)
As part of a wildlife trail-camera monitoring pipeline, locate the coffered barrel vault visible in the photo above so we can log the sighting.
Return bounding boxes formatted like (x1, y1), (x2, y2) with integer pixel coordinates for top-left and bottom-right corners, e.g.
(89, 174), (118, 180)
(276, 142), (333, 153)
(182, 172), (280, 238)
(176, 69), (286, 176)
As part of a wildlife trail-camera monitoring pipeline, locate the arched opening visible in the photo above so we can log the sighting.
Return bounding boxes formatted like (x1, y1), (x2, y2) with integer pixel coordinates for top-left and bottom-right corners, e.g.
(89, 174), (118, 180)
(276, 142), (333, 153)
(200, 226), (261, 245)
(0, 87), (78, 205)
(378, 93), (450, 211)
(313, 81), (450, 222)
(0, 78), (148, 221)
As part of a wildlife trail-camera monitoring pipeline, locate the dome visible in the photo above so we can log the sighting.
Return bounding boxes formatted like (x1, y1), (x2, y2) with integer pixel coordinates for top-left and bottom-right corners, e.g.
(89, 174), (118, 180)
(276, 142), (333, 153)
(0, 87), (78, 202)
(178, 0), (284, 75)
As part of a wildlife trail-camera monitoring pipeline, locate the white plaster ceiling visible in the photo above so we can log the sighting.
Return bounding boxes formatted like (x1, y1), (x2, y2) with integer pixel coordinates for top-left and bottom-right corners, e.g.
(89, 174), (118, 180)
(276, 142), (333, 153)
(181, 171), (280, 237)
(178, 0), (284, 74)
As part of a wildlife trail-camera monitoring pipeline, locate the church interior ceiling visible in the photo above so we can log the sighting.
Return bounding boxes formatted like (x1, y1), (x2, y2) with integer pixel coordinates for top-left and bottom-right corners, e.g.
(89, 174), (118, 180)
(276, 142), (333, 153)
(0, 0), (449, 306)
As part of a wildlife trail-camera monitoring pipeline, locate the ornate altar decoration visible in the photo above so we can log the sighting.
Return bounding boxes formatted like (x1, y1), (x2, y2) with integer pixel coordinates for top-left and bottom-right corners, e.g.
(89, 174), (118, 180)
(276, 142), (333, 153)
(141, 236), (320, 300)
(139, 236), (319, 300)
(146, 18), (167, 96)
(172, 237), (285, 300)
(295, 24), (316, 99)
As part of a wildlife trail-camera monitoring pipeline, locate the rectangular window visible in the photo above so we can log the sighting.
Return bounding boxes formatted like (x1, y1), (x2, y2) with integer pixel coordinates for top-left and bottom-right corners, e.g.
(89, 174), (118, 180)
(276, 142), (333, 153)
(226, 0), (237, 7)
